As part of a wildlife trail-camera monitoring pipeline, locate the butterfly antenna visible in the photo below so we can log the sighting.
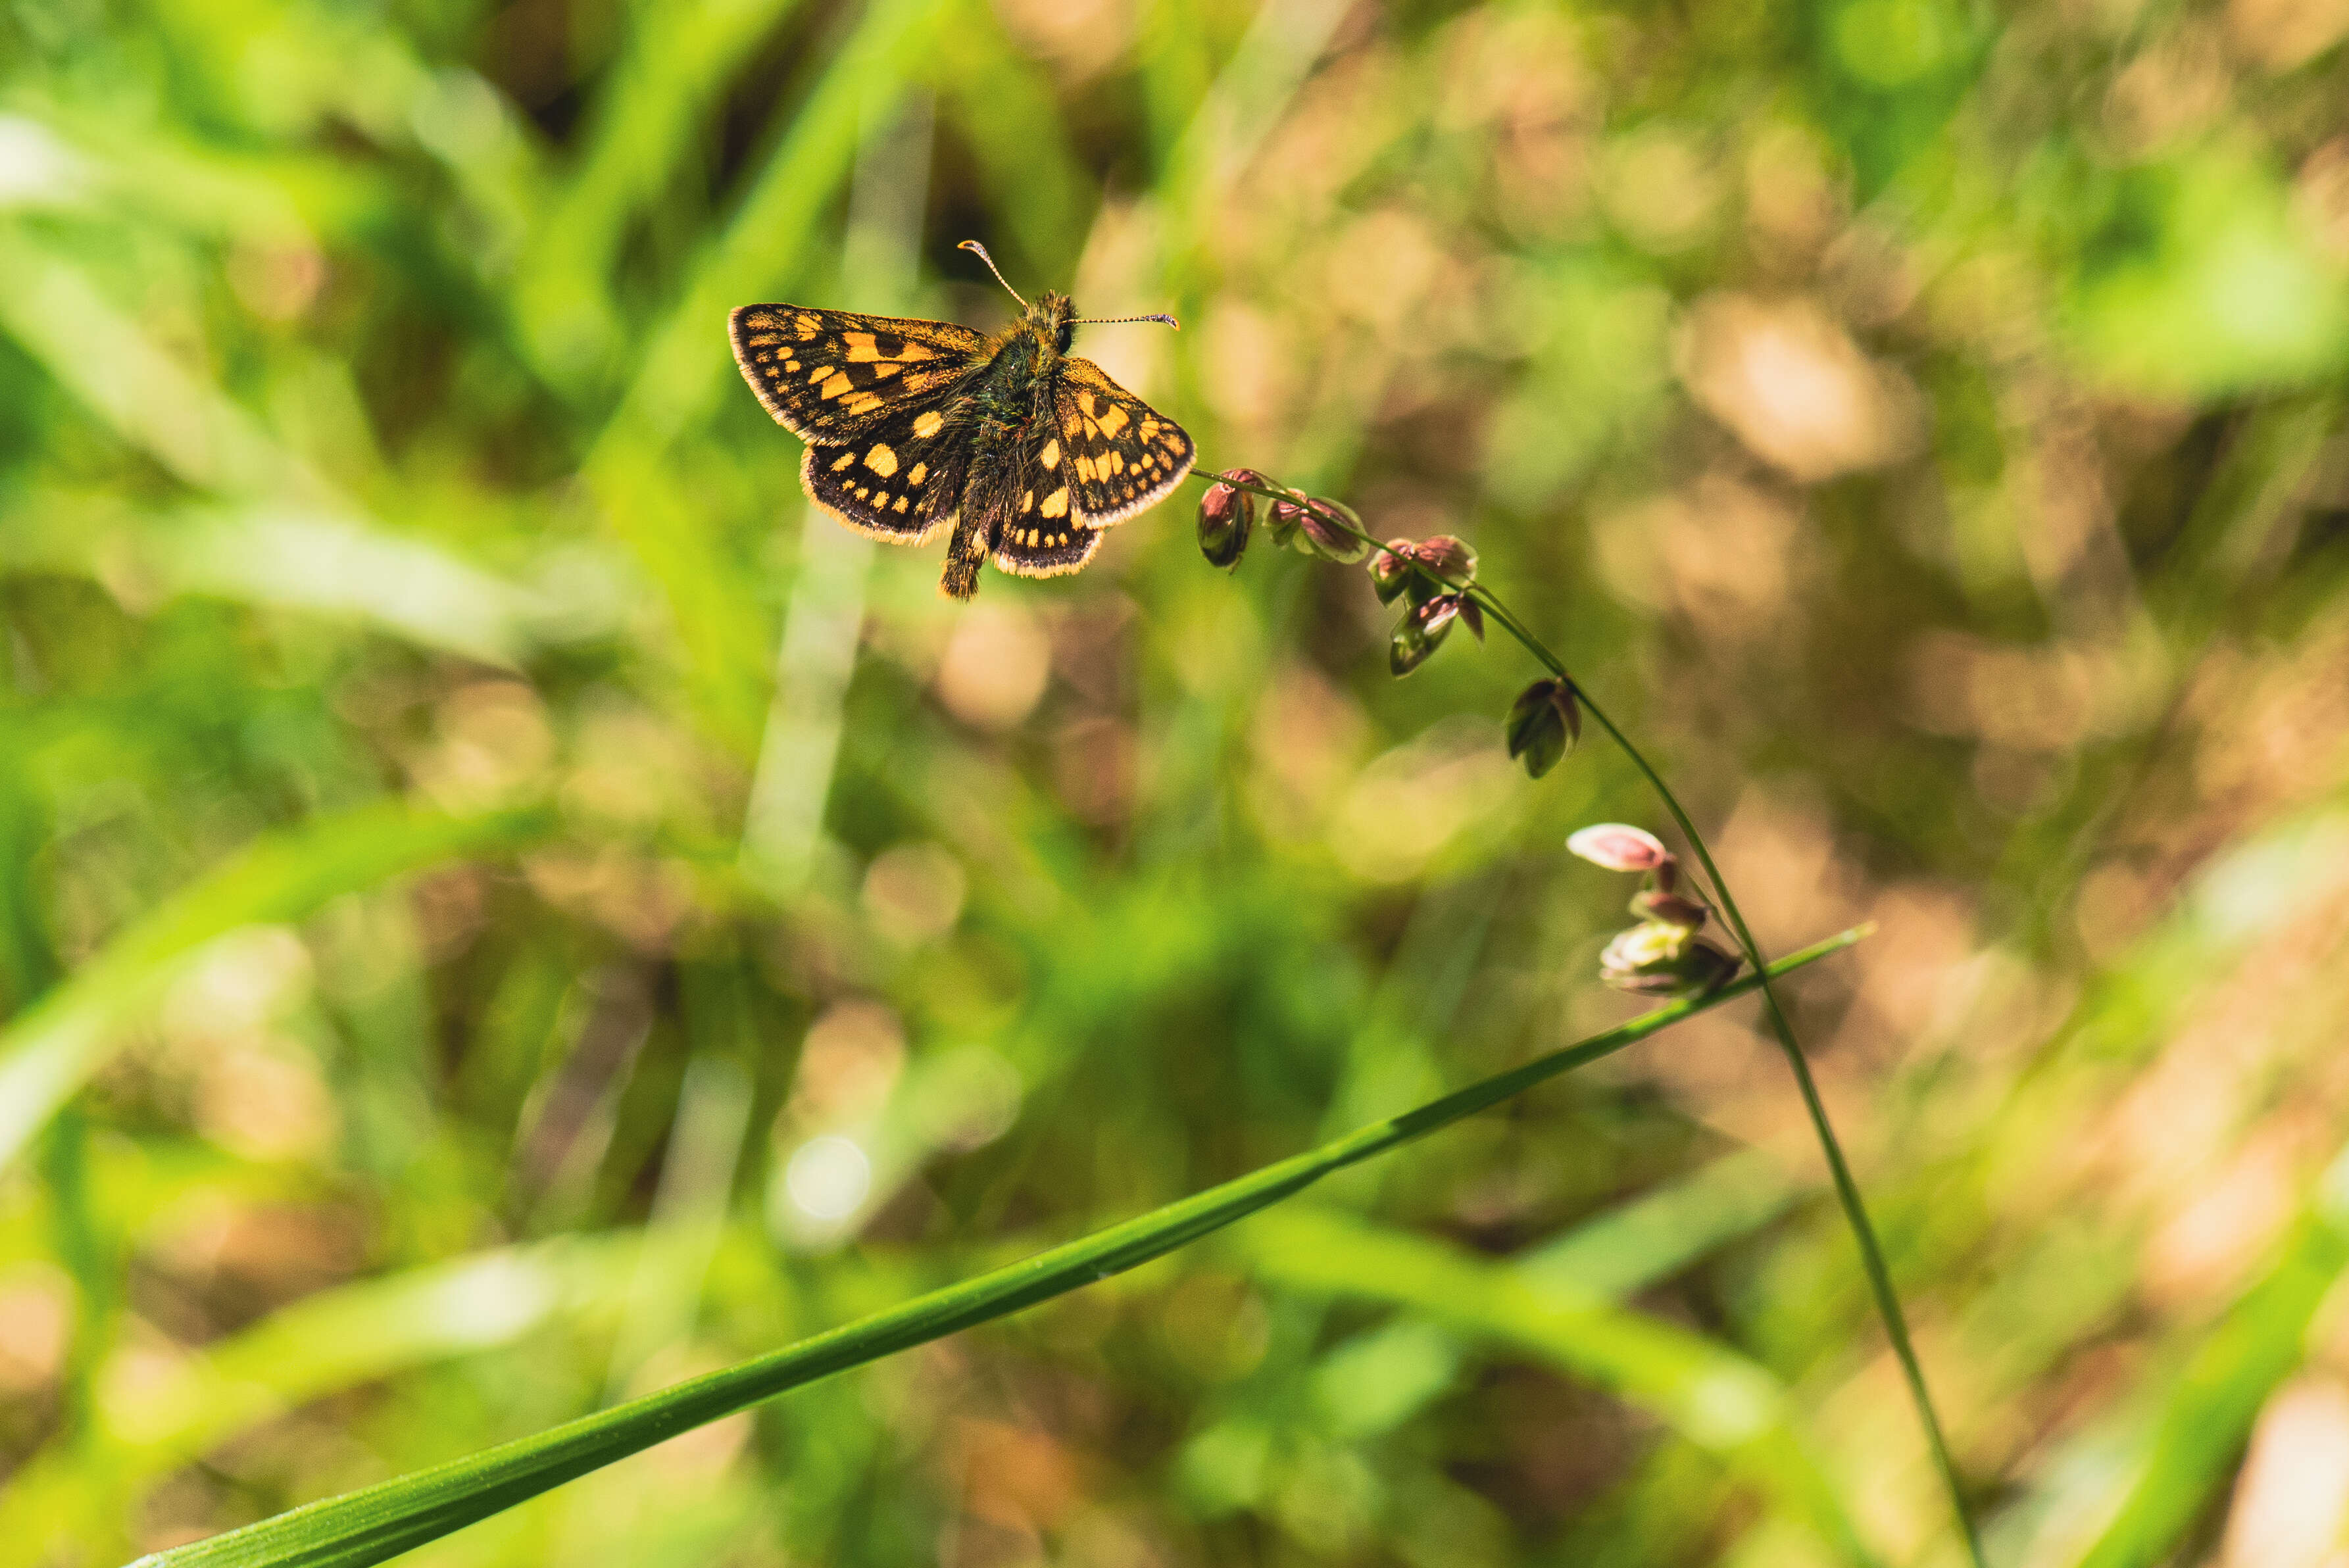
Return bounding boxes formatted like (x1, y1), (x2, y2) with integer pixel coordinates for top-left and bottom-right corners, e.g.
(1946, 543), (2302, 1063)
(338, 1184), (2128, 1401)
(957, 240), (1029, 311)
(1071, 312), (1182, 330)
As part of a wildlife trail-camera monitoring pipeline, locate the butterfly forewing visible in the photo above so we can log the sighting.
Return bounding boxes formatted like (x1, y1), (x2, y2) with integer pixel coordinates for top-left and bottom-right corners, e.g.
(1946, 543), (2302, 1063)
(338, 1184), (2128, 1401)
(729, 305), (984, 444)
(1052, 357), (1197, 526)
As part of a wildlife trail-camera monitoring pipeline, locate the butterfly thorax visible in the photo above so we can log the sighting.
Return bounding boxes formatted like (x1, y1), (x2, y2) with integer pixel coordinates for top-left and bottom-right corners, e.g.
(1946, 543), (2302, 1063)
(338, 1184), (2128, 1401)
(959, 291), (1076, 454)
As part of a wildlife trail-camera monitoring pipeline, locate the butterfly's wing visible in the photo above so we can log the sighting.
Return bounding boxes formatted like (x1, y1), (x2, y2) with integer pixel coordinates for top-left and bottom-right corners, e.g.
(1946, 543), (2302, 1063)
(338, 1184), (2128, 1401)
(990, 506), (1108, 579)
(991, 360), (1189, 579)
(733, 305), (989, 543)
(799, 406), (991, 544)
(729, 305), (985, 441)
(1049, 357), (1196, 527)
(798, 439), (968, 543)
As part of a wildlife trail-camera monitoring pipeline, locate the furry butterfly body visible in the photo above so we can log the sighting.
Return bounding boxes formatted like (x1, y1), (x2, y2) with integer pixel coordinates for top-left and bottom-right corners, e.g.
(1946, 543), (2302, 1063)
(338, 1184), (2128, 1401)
(728, 284), (1195, 599)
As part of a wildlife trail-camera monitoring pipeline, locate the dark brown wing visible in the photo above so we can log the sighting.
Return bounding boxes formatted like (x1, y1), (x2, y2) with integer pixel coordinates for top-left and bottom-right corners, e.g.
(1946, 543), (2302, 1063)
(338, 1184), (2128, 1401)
(799, 419), (970, 543)
(1049, 358), (1195, 526)
(729, 305), (985, 444)
(991, 508), (1107, 579)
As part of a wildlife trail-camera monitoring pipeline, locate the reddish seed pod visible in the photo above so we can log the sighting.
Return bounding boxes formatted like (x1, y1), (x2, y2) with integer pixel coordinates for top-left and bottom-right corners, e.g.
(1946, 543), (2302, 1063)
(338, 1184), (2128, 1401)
(1414, 593), (1463, 641)
(1631, 888), (1709, 931)
(1197, 481), (1253, 570)
(1396, 547), (1464, 608)
(1297, 497), (1370, 564)
(1370, 541), (1417, 604)
(1267, 489), (1312, 549)
(1413, 535), (1477, 583)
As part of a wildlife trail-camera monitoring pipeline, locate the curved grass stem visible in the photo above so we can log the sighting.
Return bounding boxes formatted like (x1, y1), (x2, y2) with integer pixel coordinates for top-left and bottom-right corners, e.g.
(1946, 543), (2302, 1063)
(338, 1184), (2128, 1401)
(1564, 686), (1985, 1568)
(1192, 470), (1987, 1566)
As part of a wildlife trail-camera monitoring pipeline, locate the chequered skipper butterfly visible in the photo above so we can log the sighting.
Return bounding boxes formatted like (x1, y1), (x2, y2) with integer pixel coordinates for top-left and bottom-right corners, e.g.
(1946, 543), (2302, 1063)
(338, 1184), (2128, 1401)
(729, 242), (1195, 600)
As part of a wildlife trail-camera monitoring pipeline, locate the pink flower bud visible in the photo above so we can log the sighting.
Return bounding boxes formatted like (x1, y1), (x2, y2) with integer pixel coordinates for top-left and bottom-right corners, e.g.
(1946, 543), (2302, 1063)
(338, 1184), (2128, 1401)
(1567, 823), (1669, 873)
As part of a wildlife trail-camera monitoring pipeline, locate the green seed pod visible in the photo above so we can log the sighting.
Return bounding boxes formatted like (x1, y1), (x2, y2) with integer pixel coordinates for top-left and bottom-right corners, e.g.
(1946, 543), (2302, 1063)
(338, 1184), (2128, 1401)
(1598, 921), (1740, 995)
(1504, 678), (1580, 778)
(1389, 594), (1460, 676)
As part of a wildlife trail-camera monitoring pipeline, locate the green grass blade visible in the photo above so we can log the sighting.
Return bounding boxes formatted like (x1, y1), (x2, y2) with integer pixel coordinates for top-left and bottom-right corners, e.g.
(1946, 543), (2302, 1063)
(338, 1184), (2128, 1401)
(593, 0), (947, 455)
(0, 232), (332, 503)
(0, 802), (556, 1169)
(1514, 1146), (1808, 1302)
(0, 1237), (638, 1558)
(1234, 1206), (1878, 1565)
(2068, 1152), (2349, 1568)
(574, 0), (947, 752)
(514, 0), (806, 392)
(0, 493), (607, 665)
(137, 929), (1867, 1568)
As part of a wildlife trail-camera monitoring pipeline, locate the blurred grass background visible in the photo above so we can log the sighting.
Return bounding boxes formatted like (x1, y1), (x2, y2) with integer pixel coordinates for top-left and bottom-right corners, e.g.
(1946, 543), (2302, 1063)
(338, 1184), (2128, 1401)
(4, 0), (2349, 1563)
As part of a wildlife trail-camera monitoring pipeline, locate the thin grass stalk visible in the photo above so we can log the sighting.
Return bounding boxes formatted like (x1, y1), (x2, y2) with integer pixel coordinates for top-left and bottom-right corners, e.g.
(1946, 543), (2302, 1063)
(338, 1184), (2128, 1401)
(137, 930), (1864, 1568)
(1195, 470), (1985, 1565)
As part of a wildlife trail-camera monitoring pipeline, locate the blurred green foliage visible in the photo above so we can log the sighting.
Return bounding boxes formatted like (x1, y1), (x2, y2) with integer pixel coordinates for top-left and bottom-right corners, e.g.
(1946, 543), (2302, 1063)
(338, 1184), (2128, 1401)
(4, 0), (2349, 1564)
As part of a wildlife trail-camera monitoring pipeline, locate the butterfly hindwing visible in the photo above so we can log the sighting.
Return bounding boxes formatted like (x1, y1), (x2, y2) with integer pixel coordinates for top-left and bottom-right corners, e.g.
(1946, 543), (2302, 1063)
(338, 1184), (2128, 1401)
(799, 408), (972, 543)
(729, 305), (985, 443)
(1051, 357), (1196, 526)
(990, 499), (1106, 579)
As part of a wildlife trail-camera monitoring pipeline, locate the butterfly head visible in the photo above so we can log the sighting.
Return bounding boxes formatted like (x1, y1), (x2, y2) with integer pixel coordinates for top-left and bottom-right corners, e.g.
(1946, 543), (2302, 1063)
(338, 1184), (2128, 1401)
(1027, 290), (1079, 355)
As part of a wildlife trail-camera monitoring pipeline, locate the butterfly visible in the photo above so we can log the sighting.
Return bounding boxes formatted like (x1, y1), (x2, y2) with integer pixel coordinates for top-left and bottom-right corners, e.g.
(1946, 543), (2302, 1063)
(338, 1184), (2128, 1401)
(729, 241), (1197, 600)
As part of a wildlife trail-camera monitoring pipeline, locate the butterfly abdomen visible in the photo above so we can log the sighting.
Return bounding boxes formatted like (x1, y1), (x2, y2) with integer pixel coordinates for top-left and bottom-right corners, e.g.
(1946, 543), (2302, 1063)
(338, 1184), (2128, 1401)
(940, 514), (991, 600)
(941, 446), (1022, 600)
(934, 341), (1057, 600)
